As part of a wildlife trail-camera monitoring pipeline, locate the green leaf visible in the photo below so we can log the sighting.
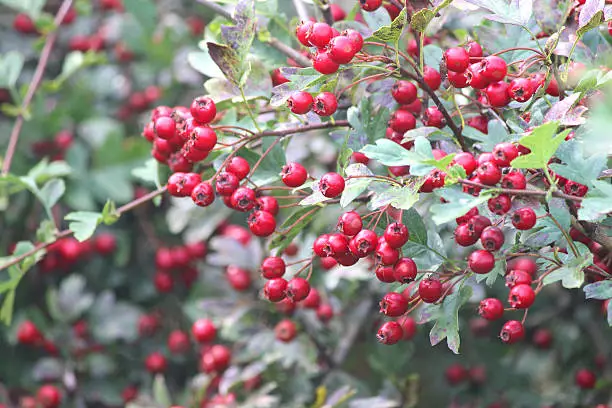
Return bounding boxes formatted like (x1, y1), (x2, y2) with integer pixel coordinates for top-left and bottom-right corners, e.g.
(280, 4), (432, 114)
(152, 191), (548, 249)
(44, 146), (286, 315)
(372, 8), (407, 42)
(510, 122), (570, 170)
(548, 139), (606, 188)
(207, 42), (242, 86)
(36, 220), (57, 244)
(340, 164), (372, 208)
(131, 158), (161, 188)
(584, 281), (612, 300)
(269, 207), (320, 254)
(0, 289), (16, 325)
(464, 0), (533, 26)
(27, 159), (72, 183)
(101, 200), (119, 225)
(65, 212), (102, 242)
(577, 1), (604, 37)
(367, 183), (419, 211)
(462, 120), (512, 152)
(578, 180), (612, 221)
(410, 9), (435, 32)
(123, 0), (158, 34)
(543, 250), (593, 289)
(429, 285), (472, 354)
(0, 51), (24, 89)
(474, 260), (506, 286)
(38, 179), (65, 211)
(362, 6), (392, 32)
(152, 375), (172, 407)
(360, 137), (437, 176)
(404, 208), (427, 245)
(430, 188), (490, 225)
(0, 0), (44, 18)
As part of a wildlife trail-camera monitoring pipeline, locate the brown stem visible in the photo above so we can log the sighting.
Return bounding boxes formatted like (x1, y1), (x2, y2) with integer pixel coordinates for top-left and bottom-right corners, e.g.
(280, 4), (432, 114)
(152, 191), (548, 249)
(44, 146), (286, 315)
(2, 0), (74, 176)
(259, 120), (350, 138)
(458, 179), (584, 202)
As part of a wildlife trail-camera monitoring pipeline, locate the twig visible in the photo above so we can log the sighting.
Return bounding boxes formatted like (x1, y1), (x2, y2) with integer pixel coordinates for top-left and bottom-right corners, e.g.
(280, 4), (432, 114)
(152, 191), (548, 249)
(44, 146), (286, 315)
(259, 120), (350, 138)
(317, 0), (334, 26)
(458, 179), (584, 202)
(2, 0), (74, 176)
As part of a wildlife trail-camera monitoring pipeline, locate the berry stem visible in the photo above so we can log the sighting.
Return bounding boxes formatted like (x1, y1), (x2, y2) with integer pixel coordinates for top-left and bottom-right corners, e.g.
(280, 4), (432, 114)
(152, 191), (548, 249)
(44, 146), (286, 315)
(458, 179), (584, 202)
(2, 0), (74, 176)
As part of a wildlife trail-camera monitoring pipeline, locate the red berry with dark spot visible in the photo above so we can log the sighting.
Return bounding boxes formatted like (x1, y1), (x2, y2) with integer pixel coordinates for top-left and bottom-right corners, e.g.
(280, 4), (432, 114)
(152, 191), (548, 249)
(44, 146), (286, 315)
(394, 258), (417, 283)
(319, 172), (345, 198)
(423, 106), (445, 128)
(468, 250), (496, 274)
(391, 80), (417, 105)
(476, 162), (501, 185)
(466, 63), (491, 89)
(380, 292), (408, 317)
(423, 66), (442, 90)
(281, 162), (308, 187)
(501, 171), (526, 189)
(455, 223), (479, 247)
(508, 284), (535, 309)
(275, 319), (297, 342)
(313, 234), (331, 257)
(487, 194), (512, 215)
(376, 321), (403, 345)
(480, 226), (505, 251)
(350, 229), (378, 257)
(478, 298), (504, 321)
(261, 256), (286, 279)
(485, 81), (511, 107)
(191, 182), (215, 207)
(286, 277), (311, 301)
(216, 171), (240, 196)
(500, 320), (525, 344)
(192, 319), (216, 343)
(343, 29), (364, 54)
(512, 208), (537, 230)
(505, 269), (532, 288)
(264, 278), (288, 302)
(419, 277), (443, 303)
(419, 169), (446, 192)
(508, 78), (535, 102)
(248, 210), (276, 237)
(493, 143), (519, 167)
(444, 47), (470, 72)
(337, 211), (363, 236)
(384, 222), (409, 248)
(389, 110), (416, 133)
(190, 96), (216, 124)
(564, 180), (588, 197)
(287, 91), (313, 114)
(313, 92), (338, 116)
(312, 51), (340, 74)
(230, 187), (256, 212)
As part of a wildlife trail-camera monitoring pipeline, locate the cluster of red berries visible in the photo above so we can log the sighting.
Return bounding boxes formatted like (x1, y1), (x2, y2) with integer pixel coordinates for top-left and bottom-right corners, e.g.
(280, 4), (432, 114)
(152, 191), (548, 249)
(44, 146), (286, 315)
(152, 241), (207, 293)
(37, 233), (116, 273)
(295, 20), (364, 75)
(31, 130), (74, 161)
(13, 6), (76, 35)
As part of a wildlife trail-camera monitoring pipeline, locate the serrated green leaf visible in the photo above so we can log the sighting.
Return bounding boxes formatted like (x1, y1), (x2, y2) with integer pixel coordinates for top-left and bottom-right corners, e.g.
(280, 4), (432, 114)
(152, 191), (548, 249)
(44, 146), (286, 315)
(548, 139), (606, 188)
(39, 179), (65, 212)
(578, 180), (612, 221)
(543, 251), (592, 289)
(340, 164), (372, 207)
(510, 122), (570, 169)
(367, 183), (419, 211)
(410, 9), (435, 32)
(131, 158), (161, 188)
(429, 285), (472, 354)
(101, 200), (119, 225)
(269, 207), (320, 254)
(584, 280), (612, 300)
(65, 211), (102, 242)
(430, 188), (490, 225)
(360, 137), (436, 176)
(372, 8), (407, 42)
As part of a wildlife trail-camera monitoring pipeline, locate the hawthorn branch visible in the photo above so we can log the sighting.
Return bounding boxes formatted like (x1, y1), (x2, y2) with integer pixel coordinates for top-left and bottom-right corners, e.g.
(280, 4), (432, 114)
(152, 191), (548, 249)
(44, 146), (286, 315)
(259, 120), (350, 137)
(317, 0), (334, 26)
(1, 0), (74, 176)
(0, 187), (166, 273)
(458, 179), (584, 202)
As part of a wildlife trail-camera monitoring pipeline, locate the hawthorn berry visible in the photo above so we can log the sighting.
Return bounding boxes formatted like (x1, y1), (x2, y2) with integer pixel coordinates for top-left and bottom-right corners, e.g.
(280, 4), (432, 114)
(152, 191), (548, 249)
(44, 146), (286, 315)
(507, 257), (537, 277)
(456, 206), (479, 225)
(226, 266), (251, 291)
(466, 63), (491, 89)
(478, 298), (504, 321)
(487, 194), (512, 215)
(546, 77), (560, 97)
(360, 0), (383, 12)
(301, 288), (321, 309)
(512, 208), (537, 230)
(423, 66), (442, 90)
(508, 284), (535, 309)
(36, 385), (62, 408)
(312, 51), (340, 74)
(313, 92), (338, 116)
(295, 21), (314, 47)
(281, 162), (308, 187)
(256, 196), (279, 216)
(445, 364), (468, 385)
(500, 320), (525, 344)
(384, 223), (409, 248)
(480, 226), (505, 251)
(389, 110), (416, 133)
(230, 187), (256, 212)
(451, 152), (478, 175)
(505, 269), (532, 288)
(319, 172), (345, 198)
(261, 256), (286, 279)
(467, 215), (491, 237)
(190, 96), (216, 124)
(192, 319), (216, 343)
(508, 78), (535, 102)
(455, 223), (479, 247)
(306, 22), (333, 48)
(448, 70), (469, 88)
(337, 211), (363, 236)
(419, 277), (443, 303)
(191, 182), (215, 207)
(316, 303), (334, 322)
(419, 169), (446, 193)
(216, 171), (240, 196)
(145, 352), (167, 373)
(564, 180), (588, 197)
(466, 41), (483, 63)
(154, 116), (176, 140)
(248, 210), (276, 237)
(264, 278), (288, 302)
(476, 162), (501, 185)
(376, 321), (403, 345)
(468, 250), (496, 274)
(313, 234), (331, 257)
(343, 29), (364, 54)
(287, 91), (313, 114)
(17, 320), (42, 345)
(350, 229), (378, 257)
(423, 106), (445, 128)
(154, 270), (174, 293)
(286, 277), (311, 301)
(393, 258), (417, 283)
(375, 265), (396, 283)
(275, 319), (297, 342)
(444, 47), (470, 72)
(226, 156), (250, 180)
(328, 35), (356, 64)
(501, 171), (526, 189)
(391, 80), (417, 105)
(481, 56), (507, 82)
(375, 240), (400, 265)
(168, 330), (190, 354)
(485, 81), (511, 107)
(271, 68), (289, 86)
(575, 369), (596, 389)
(468, 115), (489, 134)
(380, 292), (408, 317)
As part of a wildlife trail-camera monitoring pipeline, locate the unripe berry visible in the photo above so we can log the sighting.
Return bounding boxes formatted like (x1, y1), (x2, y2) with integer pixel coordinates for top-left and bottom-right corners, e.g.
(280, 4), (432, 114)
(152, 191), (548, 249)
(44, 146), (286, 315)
(468, 250), (496, 274)
(478, 298), (504, 320)
(380, 292), (408, 317)
(376, 321), (403, 345)
(508, 284), (535, 309)
(512, 208), (537, 230)
(500, 320), (525, 344)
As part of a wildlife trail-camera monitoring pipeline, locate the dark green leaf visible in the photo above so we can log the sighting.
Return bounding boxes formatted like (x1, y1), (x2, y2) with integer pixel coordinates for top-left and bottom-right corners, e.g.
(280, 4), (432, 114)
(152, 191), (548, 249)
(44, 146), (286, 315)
(549, 139), (606, 188)
(429, 285), (472, 354)
(269, 207), (320, 254)
(372, 8), (407, 42)
(123, 0), (158, 34)
(584, 281), (612, 300)
(578, 181), (612, 221)
(404, 208), (427, 245)
(430, 188), (490, 225)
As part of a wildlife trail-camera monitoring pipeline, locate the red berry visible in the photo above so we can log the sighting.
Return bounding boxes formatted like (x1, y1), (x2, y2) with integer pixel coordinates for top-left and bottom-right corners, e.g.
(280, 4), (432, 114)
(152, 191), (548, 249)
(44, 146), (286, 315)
(389, 110), (416, 133)
(451, 152), (478, 175)
(444, 47), (470, 72)
(319, 172), (345, 198)
(313, 234), (331, 257)
(423, 66), (442, 90)
(468, 115), (489, 134)
(478, 298), (504, 321)
(248, 210), (276, 237)
(532, 328), (552, 349)
(313, 92), (338, 116)
(316, 303), (334, 322)
(419, 277), (443, 303)
(564, 180), (588, 197)
(445, 364), (468, 385)
(287, 91), (313, 114)
(512, 208), (537, 230)
(264, 278), (288, 302)
(192, 319), (216, 343)
(261, 256), (285, 279)
(575, 369), (596, 389)
(448, 70), (469, 88)
(466, 63), (491, 89)
(256, 196), (279, 216)
(501, 171), (526, 189)
(168, 330), (190, 354)
(350, 229), (378, 257)
(481, 56), (507, 82)
(455, 223), (478, 247)
(306, 22), (333, 48)
(191, 182), (215, 207)
(230, 187), (257, 212)
(145, 352), (167, 373)
(276, 297), (297, 315)
(360, 0), (383, 12)
(456, 206), (479, 225)
(375, 240), (400, 265)
(343, 29), (364, 54)
(301, 288), (321, 309)
(281, 162), (308, 187)
(138, 314), (160, 337)
(337, 211), (363, 236)
(500, 320), (525, 344)
(485, 81), (511, 107)
(400, 317), (417, 340)
(208, 344), (232, 372)
(546, 77), (560, 97)
(391, 80), (417, 105)
(384, 222), (409, 248)
(508, 284), (535, 309)
(380, 292), (408, 317)
(376, 321), (403, 345)
(493, 142), (519, 167)
(271, 68), (289, 86)
(93, 233), (116, 255)
(419, 169), (446, 192)
(375, 265), (396, 282)
(295, 21), (314, 47)
(215, 171), (240, 196)
(286, 277), (311, 301)
(17, 320), (42, 345)
(507, 257), (537, 277)
(480, 226), (505, 251)
(226, 265), (251, 291)
(327, 233), (350, 257)
(423, 106), (445, 128)
(328, 35), (356, 64)
(330, 4), (346, 21)
(275, 319), (297, 342)
(226, 156), (250, 180)
(468, 250), (496, 274)
(154, 270), (174, 293)
(394, 258), (418, 283)
(466, 41), (483, 63)
(37, 385), (62, 408)
(312, 51), (339, 74)
(487, 194), (512, 215)
(505, 269), (532, 288)
(154, 116), (177, 140)
(190, 96), (216, 124)
(508, 78), (535, 102)
(476, 162), (501, 185)
(14, 13), (37, 34)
